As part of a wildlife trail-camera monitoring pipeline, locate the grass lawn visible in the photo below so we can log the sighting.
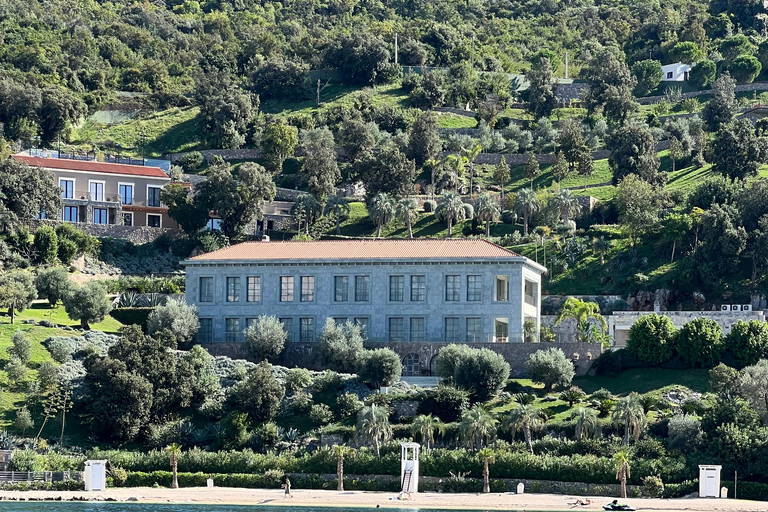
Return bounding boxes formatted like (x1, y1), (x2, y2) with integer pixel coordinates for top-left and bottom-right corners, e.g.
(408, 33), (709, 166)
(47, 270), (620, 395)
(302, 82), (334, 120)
(14, 303), (123, 333)
(262, 83), (410, 116)
(436, 113), (477, 129)
(71, 107), (205, 158)
(573, 368), (710, 396)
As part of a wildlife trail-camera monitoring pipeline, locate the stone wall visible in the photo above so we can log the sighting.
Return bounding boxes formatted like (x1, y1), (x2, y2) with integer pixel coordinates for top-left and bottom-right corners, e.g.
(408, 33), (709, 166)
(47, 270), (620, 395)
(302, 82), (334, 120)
(23, 219), (180, 245)
(637, 82), (768, 105)
(165, 149), (263, 162)
(201, 341), (603, 377)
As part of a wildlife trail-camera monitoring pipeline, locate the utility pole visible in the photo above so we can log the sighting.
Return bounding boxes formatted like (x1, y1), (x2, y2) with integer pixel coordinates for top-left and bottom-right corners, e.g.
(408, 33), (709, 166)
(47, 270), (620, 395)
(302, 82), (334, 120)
(565, 52), (569, 79)
(394, 32), (398, 65)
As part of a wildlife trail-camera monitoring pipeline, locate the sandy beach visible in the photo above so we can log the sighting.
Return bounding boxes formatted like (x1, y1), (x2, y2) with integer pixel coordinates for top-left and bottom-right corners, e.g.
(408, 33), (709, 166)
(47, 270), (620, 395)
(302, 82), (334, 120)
(0, 487), (764, 511)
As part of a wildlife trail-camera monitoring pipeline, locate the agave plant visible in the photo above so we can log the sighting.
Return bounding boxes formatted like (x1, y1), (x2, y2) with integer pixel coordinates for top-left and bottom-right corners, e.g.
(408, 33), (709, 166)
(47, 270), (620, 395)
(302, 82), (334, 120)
(0, 430), (18, 450)
(513, 393), (537, 406)
(118, 291), (140, 308)
(190, 428), (213, 446)
(143, 293), (167, 308)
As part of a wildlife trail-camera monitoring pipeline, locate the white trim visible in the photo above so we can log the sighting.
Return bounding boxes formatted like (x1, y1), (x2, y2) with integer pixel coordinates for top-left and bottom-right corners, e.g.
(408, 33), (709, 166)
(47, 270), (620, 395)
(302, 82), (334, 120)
(146, 213), (162, 228)
(117, 182), (135, 205)
(146, 184), (162, 208)
(58, 177), (75, 199)
(38, 166), (170, 181)
(88, 180), (106, 201)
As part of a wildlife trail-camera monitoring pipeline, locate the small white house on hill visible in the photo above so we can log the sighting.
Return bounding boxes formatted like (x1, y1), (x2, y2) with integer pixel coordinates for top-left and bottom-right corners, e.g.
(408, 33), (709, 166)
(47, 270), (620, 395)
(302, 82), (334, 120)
(661, 62), (691, 81)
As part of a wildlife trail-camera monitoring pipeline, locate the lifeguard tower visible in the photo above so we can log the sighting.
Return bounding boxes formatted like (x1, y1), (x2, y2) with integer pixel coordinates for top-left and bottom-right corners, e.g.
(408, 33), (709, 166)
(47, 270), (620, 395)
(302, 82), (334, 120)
(400, 442), (420, 494)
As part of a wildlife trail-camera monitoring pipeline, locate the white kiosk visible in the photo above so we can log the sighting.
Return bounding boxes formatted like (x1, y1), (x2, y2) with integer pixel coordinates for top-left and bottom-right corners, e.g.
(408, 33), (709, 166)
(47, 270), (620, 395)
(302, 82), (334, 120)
(699, 465), (722, 498)
(84, 460), (107, 491)
(400, 442), (420, 494)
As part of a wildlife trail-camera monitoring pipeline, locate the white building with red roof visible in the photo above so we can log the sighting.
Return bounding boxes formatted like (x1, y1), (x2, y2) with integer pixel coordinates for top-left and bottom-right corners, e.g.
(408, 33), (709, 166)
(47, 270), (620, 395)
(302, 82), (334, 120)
(13, 154), (177, 229)
(183, 239), (545, 364)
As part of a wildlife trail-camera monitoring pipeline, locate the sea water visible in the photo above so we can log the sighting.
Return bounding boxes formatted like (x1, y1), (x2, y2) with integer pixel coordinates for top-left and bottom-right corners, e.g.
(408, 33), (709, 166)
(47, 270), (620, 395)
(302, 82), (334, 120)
(0, 504), (545, 512)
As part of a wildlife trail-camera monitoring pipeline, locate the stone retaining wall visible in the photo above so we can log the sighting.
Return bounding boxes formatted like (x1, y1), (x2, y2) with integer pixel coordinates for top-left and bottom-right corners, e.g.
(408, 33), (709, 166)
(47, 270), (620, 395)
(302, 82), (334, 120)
(637, 82), (768, 105)
(23, 219), (180, 245)
(200, 341), (603, 377)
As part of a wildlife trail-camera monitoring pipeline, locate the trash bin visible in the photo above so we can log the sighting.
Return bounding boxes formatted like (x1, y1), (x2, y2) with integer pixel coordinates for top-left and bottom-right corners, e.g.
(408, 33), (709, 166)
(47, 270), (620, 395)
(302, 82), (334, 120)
(517, 483), (525, 494)
(207, 479), (214, 488)
(721, 487), (728, 499)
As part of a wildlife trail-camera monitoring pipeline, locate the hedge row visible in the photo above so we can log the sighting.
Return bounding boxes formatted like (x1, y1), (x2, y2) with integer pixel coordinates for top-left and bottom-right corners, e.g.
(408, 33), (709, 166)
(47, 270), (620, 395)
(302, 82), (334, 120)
(93, 447), (689, 486)
(109, 308), (153, 328)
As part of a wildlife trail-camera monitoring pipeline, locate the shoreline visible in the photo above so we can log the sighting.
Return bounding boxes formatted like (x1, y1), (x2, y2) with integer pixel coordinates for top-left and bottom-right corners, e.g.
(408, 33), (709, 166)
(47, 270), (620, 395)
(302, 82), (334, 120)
(0, 487), (764, 511)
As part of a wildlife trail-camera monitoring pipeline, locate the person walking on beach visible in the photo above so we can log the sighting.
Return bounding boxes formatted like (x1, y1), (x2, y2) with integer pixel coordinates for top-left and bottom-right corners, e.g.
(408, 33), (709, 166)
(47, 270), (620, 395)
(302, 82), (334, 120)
(283, 477), (292, 498)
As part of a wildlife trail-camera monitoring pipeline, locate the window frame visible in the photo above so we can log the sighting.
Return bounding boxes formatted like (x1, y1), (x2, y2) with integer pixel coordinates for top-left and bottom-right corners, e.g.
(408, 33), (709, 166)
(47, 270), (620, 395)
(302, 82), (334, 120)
(146, 185), (162, 207)
(354, 275), (370, 302)
(410, 317), (426, 342)
(198, 277), (214, 303)
(280, 276), (295, 302)
(225, 317), (241, 342)
(410, 275), (426, 302)
(445, 275), (461, 302)
(93, 208), (108, 225)
(445, 317), (462, 342)
(146, 213), (162, 228)
(88, 180), (105, 202)
(118, 182), (135, 205)
(467, 275), (482, 302)
(246, 276), (261, 303)
(63, 206), (78, 222)
(197, 318), (213, 343)
(279, 318), (294, 343)
(122, 212), (133, 226)
(59, 178), (75, 199)
(300, 276), (315, 302)
(226, 277), (241, 302)
(299, 317), (315, 342)
(466, 317), (483, 342)
(389, 275), (405, 302)
(334, 276), (349, 302)
(389, 317), (406, 342)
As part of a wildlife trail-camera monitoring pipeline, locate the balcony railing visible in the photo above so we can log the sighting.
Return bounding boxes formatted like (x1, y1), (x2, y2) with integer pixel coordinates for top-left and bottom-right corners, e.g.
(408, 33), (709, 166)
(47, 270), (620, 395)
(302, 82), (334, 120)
(524, 294), (537, 307)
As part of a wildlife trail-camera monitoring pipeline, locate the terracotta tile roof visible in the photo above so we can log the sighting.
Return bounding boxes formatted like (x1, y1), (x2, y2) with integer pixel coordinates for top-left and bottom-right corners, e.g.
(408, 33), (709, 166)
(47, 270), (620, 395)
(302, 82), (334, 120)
(12, 155), (169, 178)
(187, 239), (525, 262)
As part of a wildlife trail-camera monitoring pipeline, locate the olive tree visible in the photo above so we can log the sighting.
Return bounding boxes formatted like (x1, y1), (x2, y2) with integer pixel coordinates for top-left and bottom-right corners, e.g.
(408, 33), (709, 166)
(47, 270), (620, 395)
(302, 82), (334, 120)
(318, 318), (365, 373)
(244, 315), (287, 362)
(0, 270), (37, 324)
(525, 348), (575, 390)
(147, 298), (200, 344)
(357, 348), (403, 388)
(62, 281), (112, 329)
(34, 267), (70, 307)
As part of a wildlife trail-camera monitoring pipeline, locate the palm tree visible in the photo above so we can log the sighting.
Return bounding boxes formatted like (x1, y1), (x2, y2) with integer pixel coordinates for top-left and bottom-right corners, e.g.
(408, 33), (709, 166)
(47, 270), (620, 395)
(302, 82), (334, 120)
(614, 450), (631, 499)
(505, 405), (545, 454)
(462, 144), (483, 196)
(355, 404), (392, 458)
(554, 297), (607, 343)
(592, 236), (610, 265)
(292, 193), (321, 234)
(559, 386), (586, 407)
(410, 414), (442, 450)
(513, 188), (539, 236)
(552, 189), (581, 223)
(474, 193), (501, 236)
(612, 393), (646, 444)
(435, 192), (466, 237)
(444, 154), (468, 191)
(573, 407), (601, 440)
(332, 444), (354, 491)
(394, 198), (419, 238)
(368, 193), (395, 238)
(459, 405), (498, 450)
(324, 196), (350, 235)
(165, 443), (182, 489)
(478, 447), (495, 493)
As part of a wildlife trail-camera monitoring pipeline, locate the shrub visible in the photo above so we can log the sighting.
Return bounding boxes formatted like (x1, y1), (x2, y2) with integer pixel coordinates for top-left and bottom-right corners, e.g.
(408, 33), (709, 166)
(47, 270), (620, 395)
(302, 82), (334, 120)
(5, 357), (27, 387)
(357, 348), (402, 388)
(642, 475), (664, 498)
(33, 226), (58, 265)
(180, 151), (204, 172)
(309, 404), (334, 425)
(289, 391), (314, 414)
(284, 368), (312, 392)
(34, 267), (71, 307)
(674, 318), (723, 367)
(14, 406), (33, 436)
(627, 314), (676, 365)
(8, 331), (31, 364)
(435, 344), (472, 379)
(454, 348), (509, 401)
(62, 281), (113, 329)
(335, 392), (364, 418)
(667, 414), (702, 452)
(244, 316), (287, 362)
(418, 385), (470, 422)
(461, 203), (474, 219)
(57, 239), (78, 264)
(423, 200), (437, 213)
(37, 361), (58, 389)
(109, 308), (153, 328)
(318, 319), (365, 373)
(725, 320), (768, 367)
(55, 223), (97, 261)
(229, 362), (285, 423)
(146, 298), (199, 343)
(526, 348), (575, 390)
